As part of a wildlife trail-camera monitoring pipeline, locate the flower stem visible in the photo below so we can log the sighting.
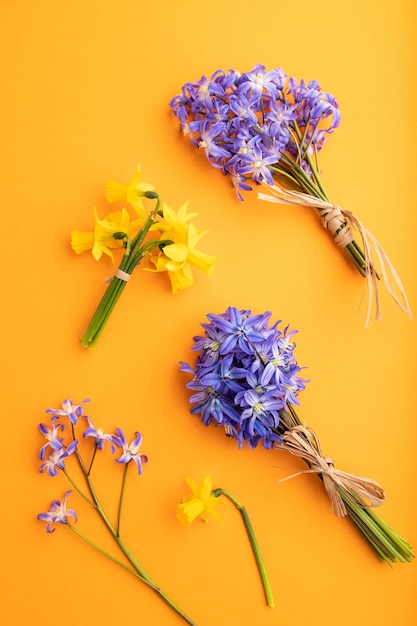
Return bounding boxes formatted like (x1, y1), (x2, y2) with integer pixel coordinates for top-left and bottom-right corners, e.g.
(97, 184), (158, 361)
(212, 488), (275, 608)
(338, 489), (414, 564)
(80, 272), (130, 349)
(67, 525), (198, 622)
(66, 523), (154, 586)
(270, 131), (370, 278)
(116, 463), (129, 536)
(70, 458), (197, 624)
(62, 468), (95, 506)
(87, 443), (98, 476)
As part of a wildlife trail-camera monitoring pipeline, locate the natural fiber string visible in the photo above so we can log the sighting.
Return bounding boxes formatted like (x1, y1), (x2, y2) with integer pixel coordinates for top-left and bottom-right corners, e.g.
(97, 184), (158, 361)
(258, 183), (412, 327)
(105, 269), (132, 284)
(274, 424), (385, 517)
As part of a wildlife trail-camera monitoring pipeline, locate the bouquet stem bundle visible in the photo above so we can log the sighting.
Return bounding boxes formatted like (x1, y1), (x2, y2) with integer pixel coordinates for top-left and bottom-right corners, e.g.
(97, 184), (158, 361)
(276, 405), (413, 564)
(79, 199), (162, 348)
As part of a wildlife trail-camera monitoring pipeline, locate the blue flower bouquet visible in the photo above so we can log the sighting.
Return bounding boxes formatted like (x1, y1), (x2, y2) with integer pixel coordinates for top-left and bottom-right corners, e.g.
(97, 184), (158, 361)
(181, 306), (413, 565)
(170, 66), (411, 325)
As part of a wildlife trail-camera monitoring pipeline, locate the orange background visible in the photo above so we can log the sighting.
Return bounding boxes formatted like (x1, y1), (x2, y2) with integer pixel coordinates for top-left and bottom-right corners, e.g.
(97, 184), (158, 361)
(1, 1), (416, 624)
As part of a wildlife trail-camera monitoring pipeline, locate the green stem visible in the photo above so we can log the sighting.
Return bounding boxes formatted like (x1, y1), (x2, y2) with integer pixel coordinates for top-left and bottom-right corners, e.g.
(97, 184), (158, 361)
(87, 443), (98, 476)
(338, 490), (413, 564)
(269, 126), (370, 277)
(92, 500), (197, 625)
(117, 463), (129, 536)
(212, 488), (275, 608)
(66, 523), (154, 586)
(63, 456), (197, 624)
(62, 468), (95, 507)
(301, 153), (368, 274)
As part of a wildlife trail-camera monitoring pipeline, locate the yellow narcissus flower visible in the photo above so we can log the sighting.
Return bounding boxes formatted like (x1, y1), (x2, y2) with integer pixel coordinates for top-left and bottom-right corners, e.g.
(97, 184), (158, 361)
(105, 164), (155, 220)
(71, 207), (143, 262)
(152, 200), (199, 237)
(175, 475), (276, 607)
(148, 201), (216, 293)
(176, 476), (222, 525)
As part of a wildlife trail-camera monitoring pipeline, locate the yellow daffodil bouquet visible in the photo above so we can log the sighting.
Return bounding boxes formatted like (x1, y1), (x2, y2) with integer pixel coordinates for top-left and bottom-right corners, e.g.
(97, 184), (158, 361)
(71, 165), (216, 349)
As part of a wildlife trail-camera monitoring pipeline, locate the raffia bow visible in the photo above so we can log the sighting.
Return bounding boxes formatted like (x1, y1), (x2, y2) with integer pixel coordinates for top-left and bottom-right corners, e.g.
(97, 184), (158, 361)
(258, 183), (412, 327)
(274, 424), (385, 517)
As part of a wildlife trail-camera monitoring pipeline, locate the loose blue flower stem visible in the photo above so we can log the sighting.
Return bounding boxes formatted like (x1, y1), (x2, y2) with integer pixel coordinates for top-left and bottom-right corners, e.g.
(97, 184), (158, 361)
(116, 463), (129, 536)
(62, 468), (95, 507)
(87, 487), (198, 624)
(63, 436), (197, 624)
(87, 442), (98, 476)
(212, 488), (275, 608)
(66, 523), (155, 587)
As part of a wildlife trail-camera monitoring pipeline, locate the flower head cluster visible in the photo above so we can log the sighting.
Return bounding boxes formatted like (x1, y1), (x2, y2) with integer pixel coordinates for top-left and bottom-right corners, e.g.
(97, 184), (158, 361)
(38, 490), (77, 533)
(71, 207), (144, 262)
(71, 164), (215, 290)
(176, 475), (222, 525)
(38, 398), (148, 481)
(181, 307), (307, 449)
(105, 163), (155, 219)
(170, 64), (340, 199)
(147, 201), (216, 293)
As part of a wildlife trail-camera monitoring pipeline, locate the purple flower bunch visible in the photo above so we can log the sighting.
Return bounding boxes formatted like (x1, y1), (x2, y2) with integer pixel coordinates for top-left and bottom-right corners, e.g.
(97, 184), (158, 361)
(181, 306), (307, 449)
(170, 66), (412, 326)
(170, 64), (340, 199)
(181, 309), (414, 566)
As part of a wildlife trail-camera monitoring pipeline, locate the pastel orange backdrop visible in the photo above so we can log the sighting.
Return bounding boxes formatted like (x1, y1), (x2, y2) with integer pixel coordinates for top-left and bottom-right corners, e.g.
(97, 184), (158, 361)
(1, 1), (416, 625)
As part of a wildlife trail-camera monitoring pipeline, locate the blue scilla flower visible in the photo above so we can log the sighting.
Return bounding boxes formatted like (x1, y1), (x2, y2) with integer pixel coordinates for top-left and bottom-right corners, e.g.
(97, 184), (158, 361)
(181, 307), (307, 449)
(169, 64), (341, 200)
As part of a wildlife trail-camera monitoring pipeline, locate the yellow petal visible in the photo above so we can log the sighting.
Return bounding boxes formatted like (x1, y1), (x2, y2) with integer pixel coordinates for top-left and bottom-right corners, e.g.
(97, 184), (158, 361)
(176, 499), (205, 525)
(70, 230), (95, 254)
(177, 200), (198, 222)
(187, 249), (216, 275)
(160, 202), (177, 226)
(185, 476), (199, 495)
(162, 242), (188, 263)
(176, 476), (222, 524)
(105, 181), (128, 204)
(92, 240), (115, 262)
(168, 268), (193, 293)
(198, 475), (213, 499)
